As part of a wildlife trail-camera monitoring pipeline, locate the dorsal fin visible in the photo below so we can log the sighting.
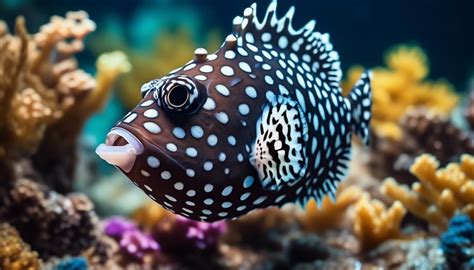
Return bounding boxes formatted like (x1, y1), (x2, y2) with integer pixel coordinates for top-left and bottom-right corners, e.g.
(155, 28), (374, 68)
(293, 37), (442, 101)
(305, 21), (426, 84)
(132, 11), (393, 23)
(230, 1), (342, 93)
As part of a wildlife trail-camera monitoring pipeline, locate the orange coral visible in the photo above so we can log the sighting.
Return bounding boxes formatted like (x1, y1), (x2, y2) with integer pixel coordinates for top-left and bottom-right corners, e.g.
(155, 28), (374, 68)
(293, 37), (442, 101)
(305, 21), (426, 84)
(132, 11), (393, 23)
(300, 186), (365, 233)
(353, 197), (406, 251)
(381, 154), (474, 231)
(342, 45), (459, 140)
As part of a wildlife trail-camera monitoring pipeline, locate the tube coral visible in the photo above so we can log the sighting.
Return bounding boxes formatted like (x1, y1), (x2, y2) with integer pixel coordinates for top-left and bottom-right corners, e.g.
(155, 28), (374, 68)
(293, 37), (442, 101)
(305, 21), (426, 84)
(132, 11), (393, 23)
(0, 223), (42, 270)
(381, 154), (474, 231)
(342, 45), (459, 141)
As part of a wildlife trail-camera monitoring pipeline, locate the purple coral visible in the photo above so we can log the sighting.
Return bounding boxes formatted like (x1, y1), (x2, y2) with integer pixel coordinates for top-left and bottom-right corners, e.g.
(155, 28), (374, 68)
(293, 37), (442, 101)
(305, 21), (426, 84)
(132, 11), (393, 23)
(104, 217), (137, 239)
(119, 230), (159, 260)
(155, 215), (227, 252)
(104, 217), (159, 260)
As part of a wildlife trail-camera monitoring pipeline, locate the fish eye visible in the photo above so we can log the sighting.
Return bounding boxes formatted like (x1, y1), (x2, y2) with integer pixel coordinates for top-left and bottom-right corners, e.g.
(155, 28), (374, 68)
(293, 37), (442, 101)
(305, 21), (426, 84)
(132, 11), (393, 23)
(166, 85), (189, 109)
(158, 76), (207, 115)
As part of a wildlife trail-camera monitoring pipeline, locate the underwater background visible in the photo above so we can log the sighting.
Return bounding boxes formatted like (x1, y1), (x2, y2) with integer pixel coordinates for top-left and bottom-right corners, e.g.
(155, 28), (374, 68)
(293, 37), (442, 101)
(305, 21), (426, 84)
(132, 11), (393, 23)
(0, 0), (473, 269)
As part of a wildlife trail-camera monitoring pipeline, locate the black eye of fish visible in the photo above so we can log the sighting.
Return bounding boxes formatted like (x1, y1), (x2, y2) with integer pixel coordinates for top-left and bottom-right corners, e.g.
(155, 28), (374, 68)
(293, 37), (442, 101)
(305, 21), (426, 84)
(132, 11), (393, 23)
(166, 85), (189, 109)
(158, 76), (207, 115)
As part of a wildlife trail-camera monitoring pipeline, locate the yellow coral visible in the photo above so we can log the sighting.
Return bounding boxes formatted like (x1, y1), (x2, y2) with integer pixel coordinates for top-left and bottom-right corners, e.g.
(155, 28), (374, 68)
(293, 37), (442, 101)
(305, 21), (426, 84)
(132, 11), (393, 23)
(132, 202), (172, 232)
(342, 45), (458, 141)
(118, 29), (221, 108)
(353, 197), (406, 251)
(300, 186), (365, 233)
(381, 154), (474, 231)
(0, 223), (42, 270)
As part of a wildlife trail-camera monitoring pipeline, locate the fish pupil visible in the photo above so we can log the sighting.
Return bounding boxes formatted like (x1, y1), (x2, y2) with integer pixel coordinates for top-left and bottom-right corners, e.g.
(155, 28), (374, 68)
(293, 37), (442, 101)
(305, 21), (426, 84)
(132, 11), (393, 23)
(167, 85), (189, 108)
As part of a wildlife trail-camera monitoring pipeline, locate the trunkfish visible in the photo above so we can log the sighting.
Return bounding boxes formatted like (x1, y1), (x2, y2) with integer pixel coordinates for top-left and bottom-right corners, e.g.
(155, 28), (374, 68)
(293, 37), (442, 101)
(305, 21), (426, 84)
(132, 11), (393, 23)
(96, 1), (372, 222)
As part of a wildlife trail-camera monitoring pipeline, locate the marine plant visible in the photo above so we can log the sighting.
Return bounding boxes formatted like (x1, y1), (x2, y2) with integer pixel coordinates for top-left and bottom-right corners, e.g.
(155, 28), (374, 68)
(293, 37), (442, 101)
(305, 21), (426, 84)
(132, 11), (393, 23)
(381, 154), (474, 231)
(342, 45), (459, 140)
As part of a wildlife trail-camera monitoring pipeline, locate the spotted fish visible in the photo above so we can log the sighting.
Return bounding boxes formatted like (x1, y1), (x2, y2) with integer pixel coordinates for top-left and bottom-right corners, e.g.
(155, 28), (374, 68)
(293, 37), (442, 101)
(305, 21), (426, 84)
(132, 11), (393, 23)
(96, 1), (372, 222)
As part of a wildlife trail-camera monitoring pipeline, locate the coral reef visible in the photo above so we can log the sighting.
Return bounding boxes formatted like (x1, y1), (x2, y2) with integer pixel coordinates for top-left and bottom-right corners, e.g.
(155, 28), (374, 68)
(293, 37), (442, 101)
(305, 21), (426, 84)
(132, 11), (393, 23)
(0, 223), (42, 270)
(342, 45), (459, 141)
(441, 214), (474, 269)
(381, 154), (474, 231)
(370, 108), (474, 182)
(353, 196), (406, 250)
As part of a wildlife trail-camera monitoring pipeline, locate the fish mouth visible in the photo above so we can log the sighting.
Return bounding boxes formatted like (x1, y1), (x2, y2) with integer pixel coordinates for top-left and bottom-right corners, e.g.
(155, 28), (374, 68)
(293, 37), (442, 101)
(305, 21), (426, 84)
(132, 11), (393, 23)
(95, 127), (144, 173)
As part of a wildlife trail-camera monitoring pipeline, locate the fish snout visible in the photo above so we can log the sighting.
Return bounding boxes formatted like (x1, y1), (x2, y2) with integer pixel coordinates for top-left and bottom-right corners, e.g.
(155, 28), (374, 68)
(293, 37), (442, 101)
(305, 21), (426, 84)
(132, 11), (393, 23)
(95, 127), (144, 173)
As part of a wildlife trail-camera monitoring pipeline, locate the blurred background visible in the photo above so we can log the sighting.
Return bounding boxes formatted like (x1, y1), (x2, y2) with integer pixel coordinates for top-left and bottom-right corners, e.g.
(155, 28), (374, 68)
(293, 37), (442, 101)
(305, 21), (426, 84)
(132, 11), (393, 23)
(1, 1), (474, 269)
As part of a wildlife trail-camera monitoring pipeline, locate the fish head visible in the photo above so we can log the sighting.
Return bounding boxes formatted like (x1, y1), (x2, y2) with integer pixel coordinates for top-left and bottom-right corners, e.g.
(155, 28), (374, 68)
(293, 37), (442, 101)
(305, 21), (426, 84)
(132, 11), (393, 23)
(96, 52), (267, 219)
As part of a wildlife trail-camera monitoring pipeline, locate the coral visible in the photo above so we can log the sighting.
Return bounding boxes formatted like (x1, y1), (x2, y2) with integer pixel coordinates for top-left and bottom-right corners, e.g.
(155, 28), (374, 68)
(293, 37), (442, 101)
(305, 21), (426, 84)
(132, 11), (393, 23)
(53, 257), (88, 270)
(441, 214), (474, 268)
(300, 186), (366, 233)
(0, 179), (100, 258)
(154, 215), (227, 252)
(381, 154), (474, 231)
(354, 196), (406, 251)
(132, 202), (172, 232)
(119, 230), (160, 261)
(104, 217), (159, 261)
(104, 217), (138, 239)
(0, 223), (42, 270)
(0, 12), (129, 192)
(370, 108), (474, 182)
(342, 45), (458, 141)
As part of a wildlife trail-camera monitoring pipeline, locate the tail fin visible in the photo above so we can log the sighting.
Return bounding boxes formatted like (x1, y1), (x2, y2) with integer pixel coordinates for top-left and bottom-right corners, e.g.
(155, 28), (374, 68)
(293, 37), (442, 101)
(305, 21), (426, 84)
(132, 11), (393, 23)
(348, 70), (372, 145)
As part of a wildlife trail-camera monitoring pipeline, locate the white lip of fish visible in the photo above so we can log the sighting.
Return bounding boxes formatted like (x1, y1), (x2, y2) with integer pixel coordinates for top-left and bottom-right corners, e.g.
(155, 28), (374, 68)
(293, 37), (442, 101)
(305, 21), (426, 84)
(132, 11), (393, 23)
(95, 127), (144, 173)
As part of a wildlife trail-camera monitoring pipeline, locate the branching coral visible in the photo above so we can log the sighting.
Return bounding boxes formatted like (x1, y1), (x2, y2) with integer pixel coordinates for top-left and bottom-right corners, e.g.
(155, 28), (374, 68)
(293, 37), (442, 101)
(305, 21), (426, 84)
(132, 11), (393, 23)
(381, 154), (474, 231)
(342, 45), (459, 140)
(300, 186), (366, 233)
(0, 223), (42, 270)
(0, 12), (129, 192)
(353, 196), (406, 251)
